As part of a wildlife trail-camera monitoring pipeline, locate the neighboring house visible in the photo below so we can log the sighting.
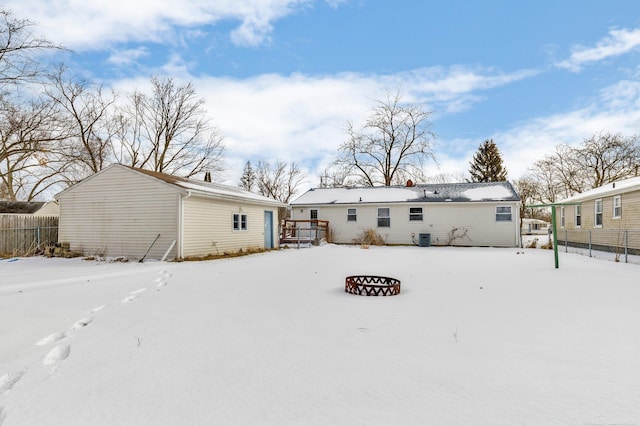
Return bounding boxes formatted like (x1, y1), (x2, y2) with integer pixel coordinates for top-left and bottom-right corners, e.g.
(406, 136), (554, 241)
(290, 181), (521, 247)
(56, 164), (285, 260)
(554, 176), (640, 254)
(0, 201), (59, 216)
(521, 218), (549, 235)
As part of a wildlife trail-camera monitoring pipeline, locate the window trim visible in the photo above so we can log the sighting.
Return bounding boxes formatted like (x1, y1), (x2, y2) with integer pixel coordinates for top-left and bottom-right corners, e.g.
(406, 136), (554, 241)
(347, 208), (357, 222)
(594, 199), (603, 228)
(409, 207), (423, 222)
(613, 195), (622, 219)
(495, 205), (513, 222)
(560, 206), (565, 228)
(377, 207), (391, 228)
(233, 213), (248, 231)
(574, 204), (581, 228)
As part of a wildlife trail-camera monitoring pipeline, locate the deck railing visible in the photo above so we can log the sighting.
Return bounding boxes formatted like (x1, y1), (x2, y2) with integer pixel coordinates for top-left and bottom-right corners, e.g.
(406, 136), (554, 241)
(280, 219), (329, 246)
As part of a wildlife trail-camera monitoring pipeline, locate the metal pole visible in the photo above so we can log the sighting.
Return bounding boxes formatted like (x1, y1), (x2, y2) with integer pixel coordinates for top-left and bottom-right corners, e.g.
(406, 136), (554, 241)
(551, 205), (559, 268)
(589, 231), (592, 257)
(625, 230), (628, 263)
(565, 229), (568, 252)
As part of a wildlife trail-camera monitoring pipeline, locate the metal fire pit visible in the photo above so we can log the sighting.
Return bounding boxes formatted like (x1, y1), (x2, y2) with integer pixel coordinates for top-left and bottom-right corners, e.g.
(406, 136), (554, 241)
(345, 275), (401, 296)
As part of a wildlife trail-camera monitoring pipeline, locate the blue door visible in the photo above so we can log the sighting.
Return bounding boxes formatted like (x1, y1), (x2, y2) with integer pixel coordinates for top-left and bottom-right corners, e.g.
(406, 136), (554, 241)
(264, 211), (274, 248)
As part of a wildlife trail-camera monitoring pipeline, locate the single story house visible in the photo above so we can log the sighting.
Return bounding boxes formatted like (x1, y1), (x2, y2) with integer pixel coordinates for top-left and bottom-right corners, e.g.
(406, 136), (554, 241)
(521, 218), (549, 235)
(56, 164), (286, 260)
(289, 181), (521, 247)
(554, 176), (640, 254)
(0, 201), (59, 216)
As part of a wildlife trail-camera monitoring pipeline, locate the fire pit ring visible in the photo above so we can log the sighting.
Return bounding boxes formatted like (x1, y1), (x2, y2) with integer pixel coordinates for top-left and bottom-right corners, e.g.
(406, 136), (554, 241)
(345, 275), (401, 296)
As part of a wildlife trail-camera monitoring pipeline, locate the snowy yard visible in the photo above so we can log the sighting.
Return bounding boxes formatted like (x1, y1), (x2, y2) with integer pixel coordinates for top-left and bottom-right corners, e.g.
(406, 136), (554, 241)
(1, 245), (639, 425)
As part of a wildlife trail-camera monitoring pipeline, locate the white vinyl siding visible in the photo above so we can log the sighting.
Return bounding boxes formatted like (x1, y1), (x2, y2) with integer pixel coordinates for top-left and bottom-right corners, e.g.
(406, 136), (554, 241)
(290, 202), (519, 247)
(57, 166), (179, 260)
(183, 196), (277, 257)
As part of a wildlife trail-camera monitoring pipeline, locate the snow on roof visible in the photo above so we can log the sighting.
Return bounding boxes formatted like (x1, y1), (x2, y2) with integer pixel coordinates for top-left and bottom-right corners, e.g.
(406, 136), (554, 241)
(558, 176), (640, 204)
(291, 182), (520, 205)
(131, 166), (286, 206)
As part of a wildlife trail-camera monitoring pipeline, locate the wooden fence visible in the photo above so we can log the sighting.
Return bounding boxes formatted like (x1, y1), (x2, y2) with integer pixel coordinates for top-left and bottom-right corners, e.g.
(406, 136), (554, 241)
(0, 215), (59, 256)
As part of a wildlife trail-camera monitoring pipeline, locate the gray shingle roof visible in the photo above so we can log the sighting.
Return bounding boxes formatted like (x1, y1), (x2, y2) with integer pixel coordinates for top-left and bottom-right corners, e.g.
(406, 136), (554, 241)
(0, 201), (46, 214)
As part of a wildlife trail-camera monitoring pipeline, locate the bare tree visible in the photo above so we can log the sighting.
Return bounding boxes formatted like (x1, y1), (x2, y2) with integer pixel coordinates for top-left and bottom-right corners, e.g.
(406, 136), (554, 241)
(45, 65), (118, 178)
(529, 132), (640, 202)
(0, 9), (63, 88)
(115, 76), (224, 178)
(426, 172), (467, 184)
(0, 94), (67, 200)
(256, 160), (305, 203)
(578, 132), (640, 186)
(332, 90), (435, 186)
(318, 166), (351, 188)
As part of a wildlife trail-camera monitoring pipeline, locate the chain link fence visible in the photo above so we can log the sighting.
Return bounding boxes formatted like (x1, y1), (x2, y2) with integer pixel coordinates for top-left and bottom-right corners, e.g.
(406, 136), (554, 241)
(556, 228), (640, 263)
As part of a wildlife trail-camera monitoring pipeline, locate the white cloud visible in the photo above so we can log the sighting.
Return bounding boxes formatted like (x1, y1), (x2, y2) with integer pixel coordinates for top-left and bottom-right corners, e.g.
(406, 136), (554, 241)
(186, 66), (538, 185)
(557, 28), (640, 72)
(5, 0), (317, 49)
(107, 47), (150, 66)
(493, 79), (640, 179)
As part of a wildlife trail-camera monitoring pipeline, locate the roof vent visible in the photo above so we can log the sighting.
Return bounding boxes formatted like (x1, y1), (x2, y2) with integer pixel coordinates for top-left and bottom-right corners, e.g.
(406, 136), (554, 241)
(613, 182), (616, 189)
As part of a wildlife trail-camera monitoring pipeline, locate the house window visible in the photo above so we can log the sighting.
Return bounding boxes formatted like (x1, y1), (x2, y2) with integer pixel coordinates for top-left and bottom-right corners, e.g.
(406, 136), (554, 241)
(560, 207), (565, 228)
(347, 208), (357, 222)
(233, 213), (247, 231)
(575, 205), (581, 228)
(495, 206), (512, 222)
(377, 207), (390, 227)
(595, 199), (603, 227)
(409, 207), (423, 221)
(310, 209), (318, 228)
(613, 195), (622, 219)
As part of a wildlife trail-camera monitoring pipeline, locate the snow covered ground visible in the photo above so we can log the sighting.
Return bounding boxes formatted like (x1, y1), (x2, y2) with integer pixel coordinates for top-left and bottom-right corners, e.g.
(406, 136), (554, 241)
(1, 245), (639, 425)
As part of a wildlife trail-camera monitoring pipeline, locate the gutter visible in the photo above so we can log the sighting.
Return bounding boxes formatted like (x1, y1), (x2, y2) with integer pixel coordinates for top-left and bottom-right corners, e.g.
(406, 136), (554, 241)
(178, 190), (192, 259)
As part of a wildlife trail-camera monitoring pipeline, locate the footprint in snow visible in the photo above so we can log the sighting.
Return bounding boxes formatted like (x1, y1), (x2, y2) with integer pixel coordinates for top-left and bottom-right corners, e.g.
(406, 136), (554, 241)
(0, 369), (26, 395)
(36, 331), (66, 346)
(43, 344), (71, 368)
(89, 305), (107, 314)
(122, 288), (147, 303)
(71, 317), (93, 330)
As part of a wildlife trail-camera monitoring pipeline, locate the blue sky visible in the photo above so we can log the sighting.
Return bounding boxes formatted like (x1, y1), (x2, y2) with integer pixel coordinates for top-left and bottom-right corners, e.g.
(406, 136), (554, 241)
(7, 0), (640, 187)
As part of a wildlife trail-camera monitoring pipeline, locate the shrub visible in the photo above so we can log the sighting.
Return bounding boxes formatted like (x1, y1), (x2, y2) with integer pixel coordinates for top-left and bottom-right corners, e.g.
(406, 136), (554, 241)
(354, 228), (385, 246)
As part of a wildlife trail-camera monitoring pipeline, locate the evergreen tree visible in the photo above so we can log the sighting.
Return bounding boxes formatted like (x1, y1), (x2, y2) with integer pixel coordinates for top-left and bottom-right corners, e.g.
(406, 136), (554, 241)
(468, 139), (508, 182)
(239, 161), (256, 191)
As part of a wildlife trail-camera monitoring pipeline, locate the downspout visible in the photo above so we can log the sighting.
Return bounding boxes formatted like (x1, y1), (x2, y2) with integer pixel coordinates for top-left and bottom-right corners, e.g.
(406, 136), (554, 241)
(178, 190), (192, 259)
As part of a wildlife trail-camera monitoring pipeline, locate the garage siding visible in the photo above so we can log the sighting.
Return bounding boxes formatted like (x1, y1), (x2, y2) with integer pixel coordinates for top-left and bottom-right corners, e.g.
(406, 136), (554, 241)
(182, 196), (276, 257)
(58, 166), (180, 259)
